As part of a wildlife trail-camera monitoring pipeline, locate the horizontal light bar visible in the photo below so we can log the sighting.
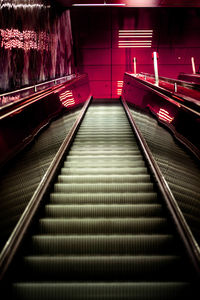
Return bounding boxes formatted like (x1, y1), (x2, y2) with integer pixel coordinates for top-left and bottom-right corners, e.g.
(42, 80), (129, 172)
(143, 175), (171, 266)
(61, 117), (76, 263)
(119, 32), (152, 34)
(63, 100), (75, 104)
(60, 93), (73, 97)
(119, 36), (152, 38)
(118, 33), (153, 37)
(119, 30), (153, 32)
(119, 35), (151, 38)
(60, 94), (73, 98)
(118, 43), (152, 45)
(118, 45), (151, 48)
(119, 33), (152, 35)
(119, 40), (152, 43)
(73, 3), (126, 6)
(63, 100), (75, 105)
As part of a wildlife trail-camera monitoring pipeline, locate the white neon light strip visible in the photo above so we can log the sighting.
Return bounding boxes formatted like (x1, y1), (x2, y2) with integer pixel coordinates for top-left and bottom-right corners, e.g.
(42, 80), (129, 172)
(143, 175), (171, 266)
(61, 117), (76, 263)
(119, 33), (152, 35)
(119, 32), (153, 34)
(118, 45), (151, 46)
(119, 30), (153, 32)
(118, 45), (151, 48)
(119, 40), (152, 43)
(119, 35), (152, 37)
(118, 29), (153, 48)
(73, 3), (126, 6)
(119, 36), (152, 38)
(118, 43), (152, 45)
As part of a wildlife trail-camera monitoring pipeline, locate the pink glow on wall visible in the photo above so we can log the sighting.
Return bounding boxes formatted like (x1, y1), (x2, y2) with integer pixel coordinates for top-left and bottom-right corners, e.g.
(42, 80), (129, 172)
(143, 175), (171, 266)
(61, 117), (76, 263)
(72, 8), (200, 98)
(157, 108), (174, 123)
(118, 30), (153, 48)
(59, 90), (75, 107)
(0, 28), (49, 51)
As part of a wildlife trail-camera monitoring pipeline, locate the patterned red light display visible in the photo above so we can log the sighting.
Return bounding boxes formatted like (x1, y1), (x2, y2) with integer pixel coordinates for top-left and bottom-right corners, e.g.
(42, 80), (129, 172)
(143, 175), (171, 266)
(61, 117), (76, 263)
(0, 95), (20, 106)
(118, 30), (153, 48)
(117, 81), (123, 96)
(0, 28), (49, 51)
(59, 90), (75, 107)
(157, 108), (174, 123)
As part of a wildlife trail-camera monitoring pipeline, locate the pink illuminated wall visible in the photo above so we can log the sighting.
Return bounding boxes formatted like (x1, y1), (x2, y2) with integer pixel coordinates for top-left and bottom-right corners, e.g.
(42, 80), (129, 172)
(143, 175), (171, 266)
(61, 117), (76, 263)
(71, 7), (200, 98)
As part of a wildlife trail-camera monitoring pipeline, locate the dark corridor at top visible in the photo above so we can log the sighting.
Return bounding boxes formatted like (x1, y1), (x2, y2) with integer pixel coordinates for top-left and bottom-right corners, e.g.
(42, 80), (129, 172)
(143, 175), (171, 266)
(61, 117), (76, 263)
(0, 1), (200, 299)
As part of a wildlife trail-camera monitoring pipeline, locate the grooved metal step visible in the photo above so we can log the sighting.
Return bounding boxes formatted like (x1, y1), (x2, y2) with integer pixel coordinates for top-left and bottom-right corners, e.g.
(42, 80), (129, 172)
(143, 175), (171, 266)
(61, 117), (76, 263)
(31, 235), (177, 255)
(53, 183), (155, 193)
(49, 192), (159, 204)
(9, 99), (194, 300)
(21, 255), (187, 281)
(11, 282), (192, 300)
(38, 218), (171, 235)
(57, 174), (151, 184)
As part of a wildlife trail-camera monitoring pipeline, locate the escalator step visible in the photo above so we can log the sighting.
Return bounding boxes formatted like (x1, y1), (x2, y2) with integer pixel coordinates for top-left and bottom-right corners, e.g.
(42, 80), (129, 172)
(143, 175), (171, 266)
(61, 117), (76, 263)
(11, 282), (192, 300)
(30, 235), (177, 255)
(37, 218), (171, 235)
(63, 161), (145, 168)
(68, 150), (140, 156)
(53, 183), (155, 193)
(49, 192), (158, 204)
(61, 167), (148, 175)
(21, 255), (186, 281)
(57, 174), (151, 184)
(66, 155), (142, 161)
(44, 204), (163, 218)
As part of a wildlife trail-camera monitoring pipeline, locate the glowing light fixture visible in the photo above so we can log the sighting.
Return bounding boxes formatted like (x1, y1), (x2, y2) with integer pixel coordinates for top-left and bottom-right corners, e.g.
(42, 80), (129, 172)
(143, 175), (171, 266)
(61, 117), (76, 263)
(73, 1), (126, 6)
(133, 57), (137, 74)
(157, 109), (174, 123)
(0, 3), (50, 9)
(191, 57), (196, 74)
(0, 28), (49, 51)
(118, 29), (153, 48)
(59, 90), (75, 107)
(153, 51), (159, 85)
(117, 81), (123, 96)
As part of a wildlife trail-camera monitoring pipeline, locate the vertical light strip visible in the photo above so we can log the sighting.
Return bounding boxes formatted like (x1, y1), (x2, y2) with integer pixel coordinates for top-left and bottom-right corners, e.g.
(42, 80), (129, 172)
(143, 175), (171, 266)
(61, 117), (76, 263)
(133, 57), (137, 74)
(153, 51), (159, 85)
(191, 57), (196, 74)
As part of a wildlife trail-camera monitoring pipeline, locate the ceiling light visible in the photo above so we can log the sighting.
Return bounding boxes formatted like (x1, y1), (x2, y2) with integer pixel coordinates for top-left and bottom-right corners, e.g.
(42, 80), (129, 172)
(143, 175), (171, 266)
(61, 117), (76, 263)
(73, 1), (126, 6)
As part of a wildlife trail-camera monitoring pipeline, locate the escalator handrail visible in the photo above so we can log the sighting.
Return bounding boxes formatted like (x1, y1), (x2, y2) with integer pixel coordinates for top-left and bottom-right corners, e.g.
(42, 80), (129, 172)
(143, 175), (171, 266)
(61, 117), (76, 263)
(0, 74), (76, 111)
(0, 95), (92, 280)
(125, 73), (200, 113)
(121, 97), (200, 276)
(140, 72), (200, 91)
(0, 74), (87, 121)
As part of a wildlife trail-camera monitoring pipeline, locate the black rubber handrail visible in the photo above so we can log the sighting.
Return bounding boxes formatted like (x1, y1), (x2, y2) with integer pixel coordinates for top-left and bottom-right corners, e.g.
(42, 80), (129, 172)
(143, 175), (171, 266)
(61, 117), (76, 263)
(121, 97), (200, 277)
(0, 95), (92, 280)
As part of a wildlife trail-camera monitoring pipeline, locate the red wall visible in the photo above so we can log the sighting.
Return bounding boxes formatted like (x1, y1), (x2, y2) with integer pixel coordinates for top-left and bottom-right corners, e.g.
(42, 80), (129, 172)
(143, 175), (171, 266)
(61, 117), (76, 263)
(71, 7), (200, 98)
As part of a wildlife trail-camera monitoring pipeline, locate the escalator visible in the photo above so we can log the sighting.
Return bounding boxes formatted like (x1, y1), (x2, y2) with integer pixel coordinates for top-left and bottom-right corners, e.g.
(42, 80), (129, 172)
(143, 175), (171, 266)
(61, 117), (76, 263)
(1, 99), (199, 299)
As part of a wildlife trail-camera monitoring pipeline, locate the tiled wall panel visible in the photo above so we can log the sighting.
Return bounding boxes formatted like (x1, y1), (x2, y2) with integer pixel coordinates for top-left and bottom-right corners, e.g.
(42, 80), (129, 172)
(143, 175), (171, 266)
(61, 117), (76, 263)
(72, 7), (200, 98)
